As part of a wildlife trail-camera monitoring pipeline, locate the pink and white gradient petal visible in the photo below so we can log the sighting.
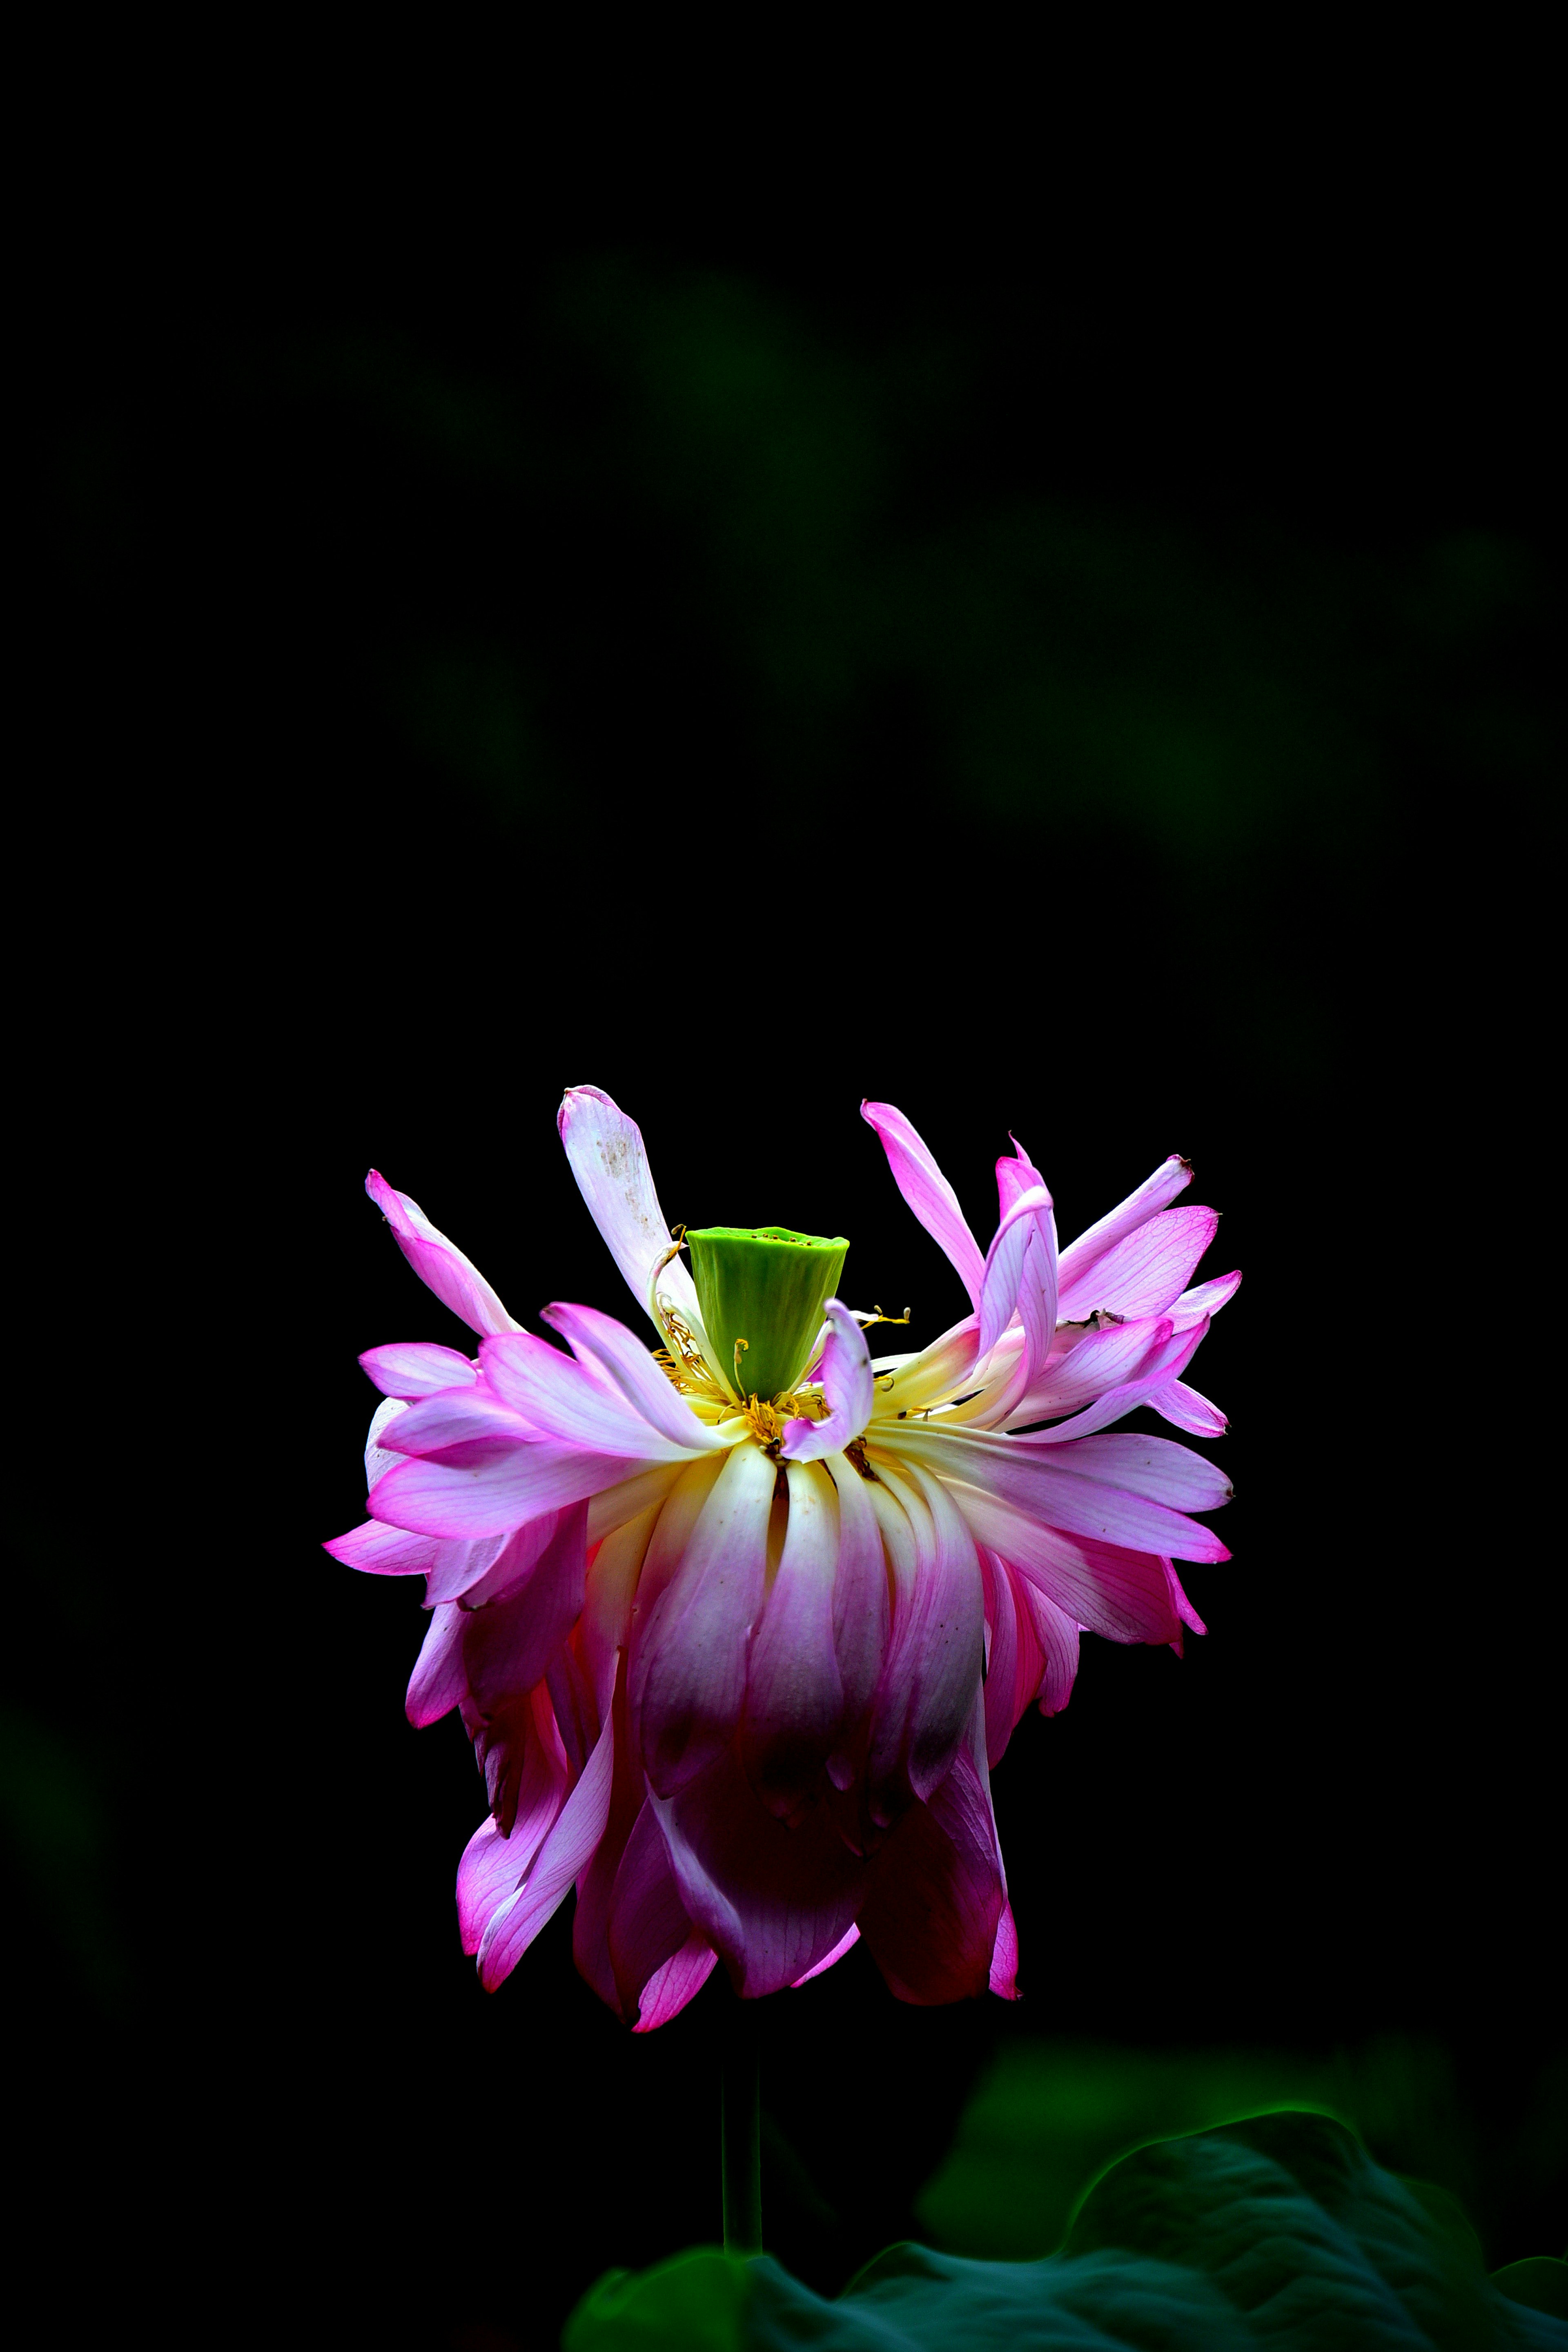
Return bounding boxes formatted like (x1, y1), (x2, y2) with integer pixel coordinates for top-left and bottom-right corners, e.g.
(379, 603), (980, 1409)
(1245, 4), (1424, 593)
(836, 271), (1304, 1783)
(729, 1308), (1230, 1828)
(860, 1100), (986, 1307)
(781, 1302), (874, 1461)
(365, 1172), (521, 1337)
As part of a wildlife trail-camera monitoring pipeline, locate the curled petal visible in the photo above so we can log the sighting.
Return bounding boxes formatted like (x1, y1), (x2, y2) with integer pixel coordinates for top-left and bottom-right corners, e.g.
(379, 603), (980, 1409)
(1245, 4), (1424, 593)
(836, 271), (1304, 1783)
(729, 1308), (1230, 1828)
(557, 1085), (704, 1334)
(1022, 1583), (1082, 1714)
(978, 1548), (1045, 1766)
(323, 1519), (439, 1579)
(1170, 1270), (1241, 1330)
(1055, 1204), (1220, 1324)
(793, 1922), (860, 1988)
(372, 1384), (532, 1457)
(458, 1503), (588, 1717)
(365, 1172), (521, 1336)
(742, 1461), (845, 1814)
(630, 1441), (775, 1797)
(858, 1713), (1006, 2005)
(456, 1692), (570, 1949)
(861, 1101), (985, 1308)
(1054, 1154), (1194, 1301)
(1007, 1316), (1176, 1426)
(633, 1933), (718, 2032)
(1017, 1316), (1210, 1443)
(977, 1181), (1054, 1362)
(365, 1396), (410, 1491)
(368, 1436), (643, 1541)
(781, 1302), (873, 1461)
(605, 1801), (695, 2019)
(406, 1603), (467, 1726)
(359, 1342), (478, 1399)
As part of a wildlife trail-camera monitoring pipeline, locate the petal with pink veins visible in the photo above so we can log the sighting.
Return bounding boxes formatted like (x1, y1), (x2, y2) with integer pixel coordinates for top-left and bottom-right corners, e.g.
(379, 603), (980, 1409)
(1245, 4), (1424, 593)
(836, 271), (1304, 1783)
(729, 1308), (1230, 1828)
(1021, 1583), (1080, 1715)
(939, 1479), (1183, 1644)
(793, 1923), (860, 1987)
(605, 1801), (697, 2019)
(323, 1519), (440, 1579)
(977, 1181), (1054, 1361)
(372, 1384), (533, 1457)
(1149, 1379), (1229, 1437)
(633, 1933), (718, 2032)
(365, 1172), (521, 1336)
(1054, 1154), (1194, 1300)
(1055, 1204), (1220, 1324)
(1170, 1269), (1241, 1329)
(1015, 1316), (1209, 1443)
(359, 1341), (478, 1399)
(781, 1303), (874, 1461)
(630, 1441), (775, 1797)
(864, 1459), (985, 1809)
(557, 1086), (704, 1334)
(902, 1428), (1230, 1562)
(405, 1604), (467, 1726)
(858, 1711), (1005, 2005)
(861, 1102), (985, 1308)
(824, 1452), (889, 1737)
(458, 1503), (588, 1716)
(742, 1460), (845, 1814)
(1055, 1433), (1232, 1514)
(1006, 1315), (1176, 1426)
(456, 1694), (570, 1950)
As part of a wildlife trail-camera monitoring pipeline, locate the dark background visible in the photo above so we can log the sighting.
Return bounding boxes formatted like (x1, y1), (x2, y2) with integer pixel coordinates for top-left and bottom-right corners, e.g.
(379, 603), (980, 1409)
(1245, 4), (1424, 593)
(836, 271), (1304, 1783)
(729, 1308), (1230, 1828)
(9, 144), (1561, 2348)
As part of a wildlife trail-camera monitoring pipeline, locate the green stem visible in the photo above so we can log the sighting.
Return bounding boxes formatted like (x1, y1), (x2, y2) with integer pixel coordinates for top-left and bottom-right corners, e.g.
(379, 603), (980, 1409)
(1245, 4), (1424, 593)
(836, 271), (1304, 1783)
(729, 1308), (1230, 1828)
(721, 2000), (763, 2256)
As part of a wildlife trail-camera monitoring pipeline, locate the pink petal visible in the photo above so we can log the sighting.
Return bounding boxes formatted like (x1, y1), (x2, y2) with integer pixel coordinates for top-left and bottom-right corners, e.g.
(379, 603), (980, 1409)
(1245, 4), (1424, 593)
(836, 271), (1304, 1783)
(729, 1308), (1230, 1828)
(858, 1723), (1005, 2005)
(323, 1519), (440, 1578)
(458, 1503), (588, 1716)
(605, 1801), (696, 2018)
(372, 1384), (533, 1456)
(825, 1452), (890, 1737)
(365, 1171), (521, 1337)
(989, 1900), (1020, 1999)
(428, 1524), (541, 1610)
(365, 1396), (411, 1491)
(368, 1437), (641, 1541)
(977, 1181), (1054, 1361)
(912, 1429), (1230, 1563)
(864, 1459), (986, 1809)
(860, 1101), (985, 1308)
(632, 1932), (718, 2032)
(480, 1329), (704, 1463)
(1020, 1583), (1082, 1713)
(541, 1300), (727, 1453)
(650, 1746), (866, 1997)
(793, 1923), (860, 1987)
(1055, 1204), (1220, 1324)
(1008, 1315), (1176, 1424)
(741, 1461), (845, 1815)
(1016, 1317), (1209, 1443)
(943, 1481), (1182, 1643)
(630, 1440), (775, 1797)
(475, 1647), (619, 1991)
(1051, 1432), (1232, 1514)
(587, 1463), (686, 1546)
(978, 1548), (1046, 1766)
(358, 1341), (478, 1399)
(456, 1700), (570, 1951)
(406, 1603), (467, 1726)
(1149, 1379), (1229, 1437)
(781, 1302), (874, 1461)
(1170, 1270), (1242, 1329)
(1054, 1154), (1194, 1300)
(557, 1085), (704, 1333)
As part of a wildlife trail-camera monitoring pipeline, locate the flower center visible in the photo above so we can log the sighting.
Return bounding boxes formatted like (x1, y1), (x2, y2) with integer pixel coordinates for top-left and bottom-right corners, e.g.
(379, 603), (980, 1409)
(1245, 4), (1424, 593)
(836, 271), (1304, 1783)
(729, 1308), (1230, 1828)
(686, 1224), (849, 1404)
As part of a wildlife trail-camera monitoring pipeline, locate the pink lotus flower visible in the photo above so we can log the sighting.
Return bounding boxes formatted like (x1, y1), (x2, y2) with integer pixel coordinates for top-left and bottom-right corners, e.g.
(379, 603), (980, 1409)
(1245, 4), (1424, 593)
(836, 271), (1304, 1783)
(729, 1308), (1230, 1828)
(327, 1089), (1237, 2027)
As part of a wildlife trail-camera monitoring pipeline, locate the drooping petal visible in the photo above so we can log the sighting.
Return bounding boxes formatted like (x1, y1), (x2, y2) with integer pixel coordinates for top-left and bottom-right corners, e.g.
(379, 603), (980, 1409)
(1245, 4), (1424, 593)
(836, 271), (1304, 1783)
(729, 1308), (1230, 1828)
(605, 1801), (697, 2019)
(1004, 1315), (1176, 1426)
(458, 1503), (588, 1717)
(365, 1172), (521, 1337)
(1015, 1316), (1210, 1443)
(824, 1452), (890, 1741)
(430, 1523), (544, 1611)
(864, 1458), (986, 1810)
(365, 1396), (410, 1490)
(903, 1426), (1230, 1563)
(780, 1302), (874, 1461)
(405, 1603), (467, 1726)
(359, 1341), (479, 1399)
(939, 1478), (1183, 1644)
(858, 1714), (1005, 2005)
(1054, 1433), (1232, 1514)
(1054, 1154), (1194, 1300)
(557, 1086), (704, 1333)
(860, 1101), (985, 1308)
(323, 1519), (440, 1578)
(456, 1693), (570, 1949)
(978, 1548), (1046, 1766)
(793, 1923), (860, 1987)
(371, 1384), (533, 1456)
(1149, 1379), (1229, 1437)
(630, 1441), (776, 1797)
(541, 1301), (726, 1453)
(368, 1435), (644, 1541)
(632, 1933), (718, 2032)
(742, 1460), (845, 1815)
(1001, 1141), (1059, 1390)
(475, 1646), (619, 1991)
(650, 1746), (866, 1997)
(1055, 1204), (1220, 1324)
(480, 1329), (710, 1463)
(1023, 1584), (1081, 1714)
(989, 1901), (1020, 2000)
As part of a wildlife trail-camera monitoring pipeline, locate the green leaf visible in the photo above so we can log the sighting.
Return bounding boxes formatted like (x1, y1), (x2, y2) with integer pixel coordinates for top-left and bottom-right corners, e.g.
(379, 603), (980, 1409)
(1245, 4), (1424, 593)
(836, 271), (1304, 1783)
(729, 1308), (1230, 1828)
(564, 2113), (1568, 2349)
